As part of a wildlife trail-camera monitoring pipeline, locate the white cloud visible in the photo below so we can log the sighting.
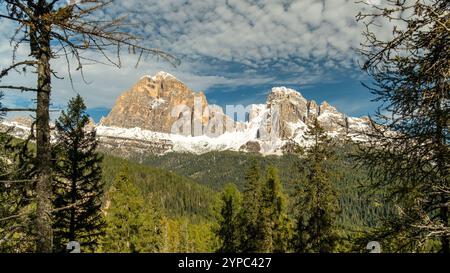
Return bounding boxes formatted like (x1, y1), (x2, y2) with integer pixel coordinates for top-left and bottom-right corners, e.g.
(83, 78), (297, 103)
(0, 0), (396, 114)
(107, 0), (368, 66)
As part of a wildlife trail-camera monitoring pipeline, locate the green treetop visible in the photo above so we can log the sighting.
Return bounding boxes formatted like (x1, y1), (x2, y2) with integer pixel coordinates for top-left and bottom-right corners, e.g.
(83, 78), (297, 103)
(53, 94), (105, 252)
(101, 167), (162, 253)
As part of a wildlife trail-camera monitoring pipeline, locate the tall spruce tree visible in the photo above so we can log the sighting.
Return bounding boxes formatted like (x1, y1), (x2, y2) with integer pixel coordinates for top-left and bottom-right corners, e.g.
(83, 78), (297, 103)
(239, 160), (263, 252)
(294, 118), (339, 253)
(101, 167), (162, 253)
(53, 95), (105, 252)
(357, 0), (449, 252)
(256, 166), (291, 253)
(215, 183), (242, 253)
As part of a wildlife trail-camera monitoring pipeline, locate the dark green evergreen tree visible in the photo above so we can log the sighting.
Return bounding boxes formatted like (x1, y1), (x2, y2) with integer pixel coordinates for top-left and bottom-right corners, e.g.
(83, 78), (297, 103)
(0, 132), (35, 253)
(101, 167), (162, 253)
(357, 0), (449, 253)
(256, 166), (291, 253)
(215, 183), (242, 253)
(294, 118), (340, 253)
(0, 129), (36, 252)
(239, 160), (263, 252)
(0, 97), (36, 252)
(52, 95), (105, 252)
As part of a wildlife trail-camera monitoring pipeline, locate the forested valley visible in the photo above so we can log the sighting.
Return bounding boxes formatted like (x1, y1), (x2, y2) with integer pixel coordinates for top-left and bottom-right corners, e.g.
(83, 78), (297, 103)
(0, 99), (426, 252)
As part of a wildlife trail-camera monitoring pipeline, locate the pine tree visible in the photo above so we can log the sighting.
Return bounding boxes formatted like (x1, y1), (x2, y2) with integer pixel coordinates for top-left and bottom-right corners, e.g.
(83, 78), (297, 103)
(239, 160), (263, 252)
(101, 167), (162, 253)
(294, 118), (340, 253)
(0, 130), (36, 252)
(215, 183), (242, 253)
(357, 0), (449, 252)
(256, 166), (291, 253)
(52, 95), (105, 252)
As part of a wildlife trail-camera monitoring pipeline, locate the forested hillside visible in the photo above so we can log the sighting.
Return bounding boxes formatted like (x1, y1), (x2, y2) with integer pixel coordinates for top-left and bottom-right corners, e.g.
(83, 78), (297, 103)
(100, 142), (393, 252)
(0, 133), (388, 253)
(101, 155), (217, 219)
(123, 145), (389, 230)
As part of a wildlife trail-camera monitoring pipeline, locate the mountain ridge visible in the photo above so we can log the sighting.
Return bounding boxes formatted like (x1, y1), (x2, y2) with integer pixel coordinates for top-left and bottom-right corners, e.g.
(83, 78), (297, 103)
(96, 71), (369, 154)
(1, 71), (371, 155)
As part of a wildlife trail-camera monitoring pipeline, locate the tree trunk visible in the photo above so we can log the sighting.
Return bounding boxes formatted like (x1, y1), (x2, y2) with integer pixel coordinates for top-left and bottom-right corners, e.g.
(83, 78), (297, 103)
(436, 95), (449, 254)
(35, 23), (53, 253)
(440, 205), (449, 253)
(69, 161), (77, 242)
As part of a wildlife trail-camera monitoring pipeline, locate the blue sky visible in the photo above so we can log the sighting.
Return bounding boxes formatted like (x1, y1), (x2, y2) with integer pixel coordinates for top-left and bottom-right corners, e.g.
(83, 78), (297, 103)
(0, 0), (389, 122)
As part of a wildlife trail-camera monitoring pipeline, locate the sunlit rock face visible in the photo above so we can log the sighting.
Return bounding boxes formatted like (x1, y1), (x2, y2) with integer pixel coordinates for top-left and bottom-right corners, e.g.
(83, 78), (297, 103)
(101, 71), (209, 136)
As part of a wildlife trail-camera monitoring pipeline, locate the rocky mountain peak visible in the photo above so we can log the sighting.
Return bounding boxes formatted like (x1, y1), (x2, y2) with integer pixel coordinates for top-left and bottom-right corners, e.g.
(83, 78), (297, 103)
(155, 70), (176, 79)
(319, 101), (339, 115)
(264, 87), (309, 139)
(267, 87), (307, 105)
(101, 71), (209, 135)
(1, 71), (372, 156)
(100, 74), (358, 140)
(259, 87), (357, 141)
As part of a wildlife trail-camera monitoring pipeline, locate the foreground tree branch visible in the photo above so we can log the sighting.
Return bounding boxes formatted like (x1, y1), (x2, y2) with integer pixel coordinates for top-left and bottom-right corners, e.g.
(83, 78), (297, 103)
(0, 108), (37, 112)
(0, 86), (38, 92)
(0, 60), (38, 78)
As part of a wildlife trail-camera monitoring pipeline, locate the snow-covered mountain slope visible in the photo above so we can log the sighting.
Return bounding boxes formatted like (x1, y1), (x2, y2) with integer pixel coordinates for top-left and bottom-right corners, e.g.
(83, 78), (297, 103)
(0, 72), (371, 156)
